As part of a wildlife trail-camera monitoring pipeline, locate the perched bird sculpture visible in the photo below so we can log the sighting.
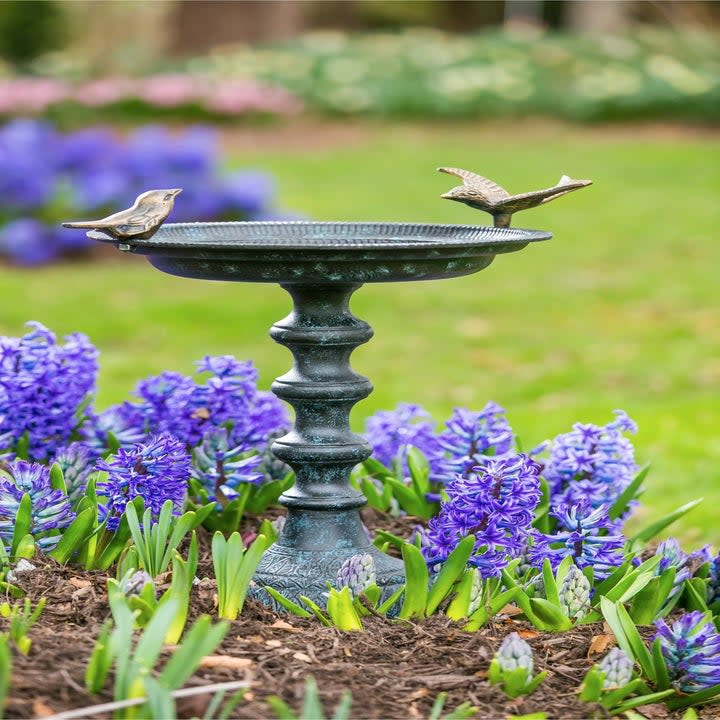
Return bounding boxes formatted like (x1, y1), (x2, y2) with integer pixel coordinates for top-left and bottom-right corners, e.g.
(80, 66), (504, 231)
(438, 168), (591, 227)
(62, 188), (182, 241)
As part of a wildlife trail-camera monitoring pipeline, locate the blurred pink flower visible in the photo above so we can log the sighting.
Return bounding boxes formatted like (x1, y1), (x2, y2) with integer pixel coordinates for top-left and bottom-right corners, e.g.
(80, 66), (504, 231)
(0, 73), (301, 118)
(135, 74), (203, 108)
(74, 78), (136, 107)
(206, 80), (302, 114)
(0, 78), (70, 113)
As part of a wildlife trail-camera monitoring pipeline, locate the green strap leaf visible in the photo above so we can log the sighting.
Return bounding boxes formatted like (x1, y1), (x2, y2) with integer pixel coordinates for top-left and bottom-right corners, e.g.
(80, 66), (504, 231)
(49, 507), (96, 565)
(11, 494), (32, 557)
(398, 542), (429, 620)
(628, 498), (703, 545)
(159, 615), (229, 689)
(49, 463), (67, 494)
(426, 535), (475, 615)
(609, 464), (649, 520)
(264, 587), (313, 617)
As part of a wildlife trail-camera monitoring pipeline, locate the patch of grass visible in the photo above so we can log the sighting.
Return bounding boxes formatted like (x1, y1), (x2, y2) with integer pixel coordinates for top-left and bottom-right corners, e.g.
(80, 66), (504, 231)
(1, 122), (719, 542)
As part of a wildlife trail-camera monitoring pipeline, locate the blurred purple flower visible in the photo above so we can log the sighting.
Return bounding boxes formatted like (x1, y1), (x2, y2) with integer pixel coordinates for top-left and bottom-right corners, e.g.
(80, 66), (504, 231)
(0, 219), (57, 265)
(221, 171), (276, 215)
(1, 119), (294, 264)
(365, 402), (444, 476)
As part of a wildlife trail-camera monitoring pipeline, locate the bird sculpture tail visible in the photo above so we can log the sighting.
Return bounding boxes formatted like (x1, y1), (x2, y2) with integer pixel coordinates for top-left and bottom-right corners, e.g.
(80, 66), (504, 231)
(62, 221), (112, 229)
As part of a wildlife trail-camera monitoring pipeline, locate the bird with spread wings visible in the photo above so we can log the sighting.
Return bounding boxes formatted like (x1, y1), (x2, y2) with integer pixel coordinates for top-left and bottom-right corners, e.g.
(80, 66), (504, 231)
(438, 167), (591, 227)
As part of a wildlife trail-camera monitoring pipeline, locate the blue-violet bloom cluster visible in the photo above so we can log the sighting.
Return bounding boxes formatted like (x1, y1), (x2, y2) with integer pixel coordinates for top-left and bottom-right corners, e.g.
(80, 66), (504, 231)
(364, 401), (514, 488)
(539, 410), (638, 510)
(653, 538), (712, 602)
(0, 321), (98, 461)
(654, 611), (720, 692)
(0, 459), (75, 550)
(85, 355), (289, 454)
(422, 454), (542, 577)
(191, 427), (264, 503)
(529, 502), (625, 580)
(96, 434), (191, 530)
(52, 441), (97, 505)
(434, 402), (514, 482)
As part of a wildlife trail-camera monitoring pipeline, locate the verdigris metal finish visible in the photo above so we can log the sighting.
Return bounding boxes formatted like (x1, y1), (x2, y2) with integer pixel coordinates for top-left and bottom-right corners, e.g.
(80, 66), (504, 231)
(438, 168), (592, 228)
(85, 220), (551, 607)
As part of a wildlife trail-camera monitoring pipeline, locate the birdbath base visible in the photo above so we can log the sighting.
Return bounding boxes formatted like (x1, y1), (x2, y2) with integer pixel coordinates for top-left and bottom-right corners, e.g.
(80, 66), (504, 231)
(249, 509), (404, 607)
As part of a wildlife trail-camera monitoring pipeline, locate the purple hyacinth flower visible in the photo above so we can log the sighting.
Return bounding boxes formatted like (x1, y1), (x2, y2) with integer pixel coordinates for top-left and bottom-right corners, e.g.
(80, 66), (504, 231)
(708, 554), (720, 605)
(0, 460), (75, 551)
(434, 402), (514, 482)
(53, 442), (97, 505)
(364, 403), (445, 478)
(82, 402), (148, 451)
(96, 434), (190, 530)
(0, 322), (98, 461)
(0, 219), (58, 265)
(540, 410), (638, 512)
(191, 427), (264, 502)
(528, 501), (625, 579)
(422, 454), (542, 577)
(221, 170), (276, 214)
(654, 611), (720, 692)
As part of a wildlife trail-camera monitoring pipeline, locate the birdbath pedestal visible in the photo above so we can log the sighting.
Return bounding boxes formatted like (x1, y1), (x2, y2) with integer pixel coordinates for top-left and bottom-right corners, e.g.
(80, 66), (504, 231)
(88, 221), (551, 608)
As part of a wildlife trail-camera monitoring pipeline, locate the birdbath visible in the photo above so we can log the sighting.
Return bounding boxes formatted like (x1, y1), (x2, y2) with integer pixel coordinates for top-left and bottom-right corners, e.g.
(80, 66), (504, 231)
(83, 218), (551, 607)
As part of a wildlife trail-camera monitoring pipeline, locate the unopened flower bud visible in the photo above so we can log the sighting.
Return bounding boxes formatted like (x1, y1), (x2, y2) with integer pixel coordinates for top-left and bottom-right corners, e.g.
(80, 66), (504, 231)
(122, 570), (155, 598)
(599, 647), (633, 688)
(468, 568), (483, 615)
(496, 632), (534, 674)
(559, 565), (591, 621)
(6, 558), (37, 583)
(336, 553), (376, 597)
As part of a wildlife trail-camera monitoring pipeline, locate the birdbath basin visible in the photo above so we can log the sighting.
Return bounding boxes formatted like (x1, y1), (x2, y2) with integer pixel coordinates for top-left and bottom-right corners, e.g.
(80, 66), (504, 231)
(88, 220), (551, 607)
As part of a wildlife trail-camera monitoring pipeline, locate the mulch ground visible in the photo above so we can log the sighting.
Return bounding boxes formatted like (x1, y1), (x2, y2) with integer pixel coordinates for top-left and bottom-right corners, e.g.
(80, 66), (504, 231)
(1, 510), (692, 720)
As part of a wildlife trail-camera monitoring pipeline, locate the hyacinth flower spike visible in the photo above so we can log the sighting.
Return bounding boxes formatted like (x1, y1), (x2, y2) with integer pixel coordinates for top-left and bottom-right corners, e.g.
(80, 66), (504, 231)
(0, 460), (75, 552)
(336, 554), (376, 598)
(655, 611), (720, 693)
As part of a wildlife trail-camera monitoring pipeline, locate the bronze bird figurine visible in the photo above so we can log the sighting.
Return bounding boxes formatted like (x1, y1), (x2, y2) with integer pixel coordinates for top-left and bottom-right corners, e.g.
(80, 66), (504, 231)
(438, 168), (591, 227)
(62, 188), (182, 241)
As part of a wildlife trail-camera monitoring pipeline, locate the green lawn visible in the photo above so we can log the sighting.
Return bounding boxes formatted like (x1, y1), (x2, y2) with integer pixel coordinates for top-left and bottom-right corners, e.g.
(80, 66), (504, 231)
(2, 121), (719, 544)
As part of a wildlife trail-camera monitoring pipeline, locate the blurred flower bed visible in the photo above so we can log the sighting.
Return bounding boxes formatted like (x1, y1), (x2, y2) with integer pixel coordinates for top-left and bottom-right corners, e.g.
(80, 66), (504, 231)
(191, 27), (720, 122)
(0, 74), (303, 124)
(0, 119), (295, 266)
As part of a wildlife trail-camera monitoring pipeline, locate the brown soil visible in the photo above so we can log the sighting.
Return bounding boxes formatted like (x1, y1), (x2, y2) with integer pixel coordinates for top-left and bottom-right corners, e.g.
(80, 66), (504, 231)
(0, 510), (686, 719)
